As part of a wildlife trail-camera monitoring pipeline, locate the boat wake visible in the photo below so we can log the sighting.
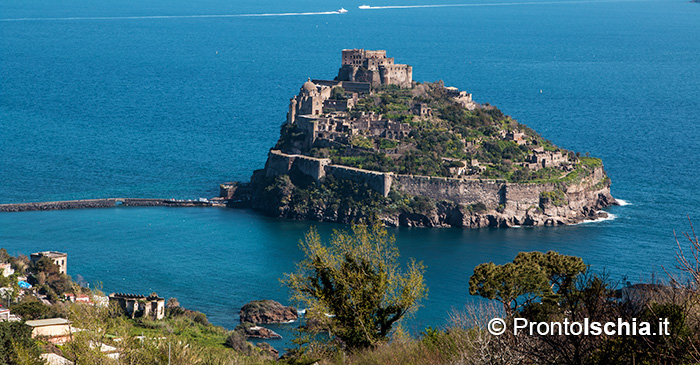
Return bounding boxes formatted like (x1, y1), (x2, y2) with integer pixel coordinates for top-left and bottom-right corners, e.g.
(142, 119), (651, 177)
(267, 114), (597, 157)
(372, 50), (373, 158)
(0, 11), (342, 22)
(358, 0), (647, 10)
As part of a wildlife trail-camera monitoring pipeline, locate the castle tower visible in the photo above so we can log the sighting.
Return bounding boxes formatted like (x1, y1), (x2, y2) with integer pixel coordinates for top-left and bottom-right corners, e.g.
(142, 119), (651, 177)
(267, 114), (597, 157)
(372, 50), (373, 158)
(336, 49), (412, 88)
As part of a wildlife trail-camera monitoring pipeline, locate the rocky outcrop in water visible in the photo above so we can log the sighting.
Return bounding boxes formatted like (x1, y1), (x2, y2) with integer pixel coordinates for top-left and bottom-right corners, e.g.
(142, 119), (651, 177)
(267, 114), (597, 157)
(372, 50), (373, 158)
(239, 300), (298, 324)
(219, 50), (618, 229)
(240, 324), (282, 339)
(234, 164), (616, 228)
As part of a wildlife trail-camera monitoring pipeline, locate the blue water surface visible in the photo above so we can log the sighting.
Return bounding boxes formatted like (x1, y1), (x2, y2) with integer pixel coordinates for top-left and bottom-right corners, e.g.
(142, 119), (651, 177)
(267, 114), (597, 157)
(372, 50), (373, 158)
(2, 0), (700, 349)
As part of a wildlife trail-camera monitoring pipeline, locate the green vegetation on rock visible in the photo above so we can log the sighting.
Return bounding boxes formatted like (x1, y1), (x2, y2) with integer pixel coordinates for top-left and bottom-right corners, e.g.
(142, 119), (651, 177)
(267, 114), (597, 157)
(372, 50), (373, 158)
(280, 82), (605, 184)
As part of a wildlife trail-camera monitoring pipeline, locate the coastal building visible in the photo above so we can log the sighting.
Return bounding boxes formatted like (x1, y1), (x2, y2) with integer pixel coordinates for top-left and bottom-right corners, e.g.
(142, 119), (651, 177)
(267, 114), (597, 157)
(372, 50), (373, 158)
(109, 293), (165, 320)
(287, 79), (364, 124)
(0, 262), (14, 277)
(0, 308), (20, 322)
(30, 251), (67, 274)
(445, 86), (475, 109)
(64, 293), (92, 304)
(25, 318), (73, 344)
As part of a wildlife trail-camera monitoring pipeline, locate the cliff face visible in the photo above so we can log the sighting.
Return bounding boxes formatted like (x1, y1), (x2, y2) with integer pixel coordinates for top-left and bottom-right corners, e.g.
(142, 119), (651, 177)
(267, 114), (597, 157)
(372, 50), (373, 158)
(234, 158), (616, 228)
(383, 167), (615, 228)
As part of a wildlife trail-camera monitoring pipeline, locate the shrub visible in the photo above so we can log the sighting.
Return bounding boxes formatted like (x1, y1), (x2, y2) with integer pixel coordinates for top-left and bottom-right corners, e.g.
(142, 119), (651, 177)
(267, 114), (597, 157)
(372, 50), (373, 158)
(284, 223), (427, 350)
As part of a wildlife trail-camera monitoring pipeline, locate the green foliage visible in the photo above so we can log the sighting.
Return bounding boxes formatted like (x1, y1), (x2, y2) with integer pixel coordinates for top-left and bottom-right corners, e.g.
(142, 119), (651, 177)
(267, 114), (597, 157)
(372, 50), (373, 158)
(465, 202), (487, 213)
(275, 124), (307, 152)
(284, 223), (427, 350)
(332, 153), (396, 172)
(349, 135), (374, 150)
(396, 150), (446, 177)
(592, 301), (697, 364)
(469, 251), (586, 316)
(411, 128), (467, 160)
(0, 249), (10, 263)
(29, 256), (72, 297)
(226, 329), (254, 353)
(579, 156), (603, 168)
(540, 189), (568, 207)
(408, 195), (435, 213)
(330, 86), (346, 100)
(0, 321), (43, 365)
(9, 301), (51, 320)
(378, 139), (398, 150)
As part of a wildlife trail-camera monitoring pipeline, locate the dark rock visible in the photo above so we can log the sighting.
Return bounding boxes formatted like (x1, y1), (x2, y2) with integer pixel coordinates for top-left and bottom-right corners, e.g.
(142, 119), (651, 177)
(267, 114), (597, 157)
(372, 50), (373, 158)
(239, 300), (298, 324)
(246, 326), (282, 339)
(256, 342), (280, 359)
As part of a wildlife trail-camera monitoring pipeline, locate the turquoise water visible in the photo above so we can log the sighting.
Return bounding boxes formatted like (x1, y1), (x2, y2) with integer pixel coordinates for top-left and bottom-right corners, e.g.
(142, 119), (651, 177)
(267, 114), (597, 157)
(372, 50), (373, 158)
(2, 0), (700, 346)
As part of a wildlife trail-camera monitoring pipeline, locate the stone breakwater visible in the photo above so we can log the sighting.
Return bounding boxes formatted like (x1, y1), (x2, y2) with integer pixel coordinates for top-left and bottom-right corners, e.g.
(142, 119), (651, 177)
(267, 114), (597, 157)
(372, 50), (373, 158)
(0, 198), (223, 213)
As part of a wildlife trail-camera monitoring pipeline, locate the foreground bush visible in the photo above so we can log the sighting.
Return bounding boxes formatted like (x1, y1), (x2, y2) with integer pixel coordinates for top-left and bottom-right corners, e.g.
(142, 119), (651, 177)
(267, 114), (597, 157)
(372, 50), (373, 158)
(284, 222), (427, 351)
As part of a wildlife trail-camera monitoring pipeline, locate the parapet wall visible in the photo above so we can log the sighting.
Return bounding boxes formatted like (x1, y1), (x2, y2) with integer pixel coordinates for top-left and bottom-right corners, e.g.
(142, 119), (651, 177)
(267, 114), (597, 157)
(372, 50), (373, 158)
(265, 150), (330, 181)
(264, 151), (605, 206)
(503, 182), (559, 210)
(326, 165), (393, 197)
(265, 150), (391, 196)
(392, 175), (504, 208)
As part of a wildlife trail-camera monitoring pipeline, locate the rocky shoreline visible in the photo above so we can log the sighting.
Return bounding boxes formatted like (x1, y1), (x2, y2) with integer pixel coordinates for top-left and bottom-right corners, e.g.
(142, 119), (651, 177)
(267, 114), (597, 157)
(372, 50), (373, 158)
(221, 164), (617, 229)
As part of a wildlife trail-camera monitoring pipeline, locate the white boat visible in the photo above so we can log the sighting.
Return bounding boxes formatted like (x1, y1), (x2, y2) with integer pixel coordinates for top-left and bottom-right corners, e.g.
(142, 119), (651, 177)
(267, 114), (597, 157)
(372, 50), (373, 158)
(337, 8), (348, 13)
(359, 5), (371, 9)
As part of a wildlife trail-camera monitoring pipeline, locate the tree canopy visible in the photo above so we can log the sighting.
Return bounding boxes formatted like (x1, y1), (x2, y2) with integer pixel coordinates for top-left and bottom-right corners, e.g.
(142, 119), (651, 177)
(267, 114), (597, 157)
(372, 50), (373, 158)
(469, 251), (586, 316)
(284, 222), (427, 349)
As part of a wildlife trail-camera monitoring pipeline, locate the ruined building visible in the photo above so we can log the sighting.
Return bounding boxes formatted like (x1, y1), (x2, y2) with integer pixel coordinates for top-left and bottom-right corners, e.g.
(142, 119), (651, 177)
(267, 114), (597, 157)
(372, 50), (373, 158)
(109, 293), (165, 320)
(287, 49), (413, 124)
(336, 49), (413, 88)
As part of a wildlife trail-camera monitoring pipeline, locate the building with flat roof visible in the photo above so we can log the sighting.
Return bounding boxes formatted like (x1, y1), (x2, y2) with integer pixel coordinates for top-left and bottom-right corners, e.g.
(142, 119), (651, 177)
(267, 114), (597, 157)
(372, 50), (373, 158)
(30, 251), (67, 274)
(25, 318), (73, 344)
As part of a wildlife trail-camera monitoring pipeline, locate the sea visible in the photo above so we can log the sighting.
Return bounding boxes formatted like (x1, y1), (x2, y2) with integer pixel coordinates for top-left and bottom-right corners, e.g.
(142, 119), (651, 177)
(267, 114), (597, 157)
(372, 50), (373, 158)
(1, 0), (700, 350)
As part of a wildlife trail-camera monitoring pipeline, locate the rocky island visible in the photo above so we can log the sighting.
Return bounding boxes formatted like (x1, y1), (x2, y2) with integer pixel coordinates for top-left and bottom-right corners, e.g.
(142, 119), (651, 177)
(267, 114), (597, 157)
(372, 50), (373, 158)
(221, 49), (617, 228)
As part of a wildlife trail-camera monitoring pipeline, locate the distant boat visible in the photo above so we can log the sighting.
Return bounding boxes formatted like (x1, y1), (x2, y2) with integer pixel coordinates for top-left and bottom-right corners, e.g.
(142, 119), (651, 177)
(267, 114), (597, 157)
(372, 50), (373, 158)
(359, 5), (371, 9)
(337, 8), (348, 13)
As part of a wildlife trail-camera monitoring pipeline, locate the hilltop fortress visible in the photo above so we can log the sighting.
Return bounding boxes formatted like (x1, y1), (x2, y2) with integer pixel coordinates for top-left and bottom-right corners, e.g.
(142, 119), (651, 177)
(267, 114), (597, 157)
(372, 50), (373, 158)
(337, 49), (413, 88)
(222, 50), (616, 228)
(287, 49), (415, 124)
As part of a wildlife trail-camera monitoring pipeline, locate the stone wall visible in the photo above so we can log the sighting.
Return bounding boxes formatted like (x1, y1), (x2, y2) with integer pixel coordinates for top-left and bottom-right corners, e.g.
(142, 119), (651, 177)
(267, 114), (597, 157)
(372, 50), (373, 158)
(264, 150), (330, 181)
(503, 182), (558, 211)
(265, 150), (392, 196)
(326, 165), (393, 197)
(264, 151), (610, 208)
(392, 175), (504, 208)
